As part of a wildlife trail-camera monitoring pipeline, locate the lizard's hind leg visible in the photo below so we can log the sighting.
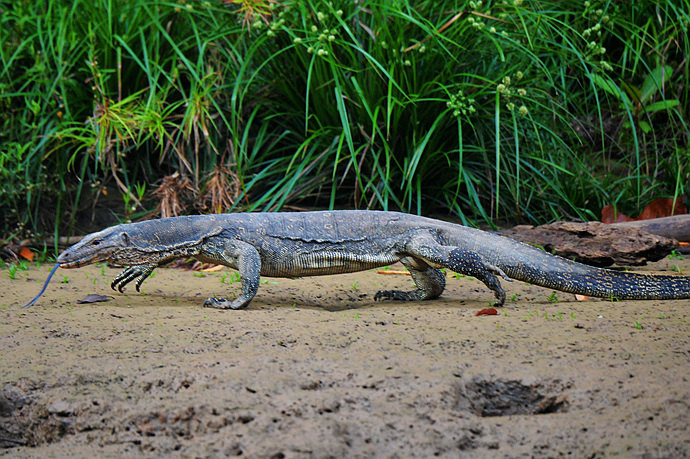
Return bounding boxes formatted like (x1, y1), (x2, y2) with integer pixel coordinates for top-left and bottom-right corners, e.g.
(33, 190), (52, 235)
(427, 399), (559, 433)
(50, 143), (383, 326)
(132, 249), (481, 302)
(374, 257), (446, 301)
(442, 247), (511, 306)
(391, 231), (512, 306)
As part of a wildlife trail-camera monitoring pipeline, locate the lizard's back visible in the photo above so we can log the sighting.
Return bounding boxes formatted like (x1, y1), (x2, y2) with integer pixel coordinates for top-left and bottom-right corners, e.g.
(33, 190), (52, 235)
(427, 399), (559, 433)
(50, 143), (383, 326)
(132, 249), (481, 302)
(216, 210), (415, 276)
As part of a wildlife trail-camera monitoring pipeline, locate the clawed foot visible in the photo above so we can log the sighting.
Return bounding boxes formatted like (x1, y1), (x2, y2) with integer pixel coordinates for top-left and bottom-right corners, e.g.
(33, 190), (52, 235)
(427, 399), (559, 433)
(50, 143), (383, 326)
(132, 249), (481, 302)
(203, 296), (250, 310)
(374, 289), (424, 301)
(484, 262), (512, 283)
(111, 265), (156, 293)
(490, 284), (506, 307)
(481, 263), (509, 307)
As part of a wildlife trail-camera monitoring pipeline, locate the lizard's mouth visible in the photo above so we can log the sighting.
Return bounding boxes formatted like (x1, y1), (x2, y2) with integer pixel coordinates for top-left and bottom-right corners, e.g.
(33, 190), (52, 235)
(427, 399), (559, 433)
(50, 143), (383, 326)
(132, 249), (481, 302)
(56, 251), (106, 268)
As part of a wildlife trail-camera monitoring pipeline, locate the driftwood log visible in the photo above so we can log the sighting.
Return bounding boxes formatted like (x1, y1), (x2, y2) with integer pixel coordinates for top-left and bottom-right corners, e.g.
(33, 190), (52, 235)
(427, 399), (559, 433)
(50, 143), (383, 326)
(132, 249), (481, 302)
(503, 220), (680, 267)
(612, 215), (690, 242)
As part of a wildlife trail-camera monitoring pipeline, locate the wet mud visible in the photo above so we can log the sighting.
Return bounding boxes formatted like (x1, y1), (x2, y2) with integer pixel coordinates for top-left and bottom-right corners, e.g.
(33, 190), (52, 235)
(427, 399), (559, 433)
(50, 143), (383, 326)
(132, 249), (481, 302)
(1, 257), (689, 457)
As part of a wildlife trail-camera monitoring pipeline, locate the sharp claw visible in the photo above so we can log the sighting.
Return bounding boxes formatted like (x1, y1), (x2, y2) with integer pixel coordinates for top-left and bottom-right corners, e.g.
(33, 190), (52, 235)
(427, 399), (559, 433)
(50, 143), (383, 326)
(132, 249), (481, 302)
(374, 291), (391, 301)
(203, 297), (250, 310)
(484, 263), (512, 282)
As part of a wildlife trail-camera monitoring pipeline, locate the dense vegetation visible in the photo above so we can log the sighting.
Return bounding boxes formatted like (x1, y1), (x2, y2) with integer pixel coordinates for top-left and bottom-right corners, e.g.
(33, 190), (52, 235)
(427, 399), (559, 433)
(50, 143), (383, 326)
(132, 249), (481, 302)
(1, 0), (688, 246)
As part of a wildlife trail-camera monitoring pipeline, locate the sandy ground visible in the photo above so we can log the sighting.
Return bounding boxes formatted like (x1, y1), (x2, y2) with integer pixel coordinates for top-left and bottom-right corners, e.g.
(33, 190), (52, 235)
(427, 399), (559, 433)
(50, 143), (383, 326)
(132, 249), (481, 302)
(1, 256), (689, 457)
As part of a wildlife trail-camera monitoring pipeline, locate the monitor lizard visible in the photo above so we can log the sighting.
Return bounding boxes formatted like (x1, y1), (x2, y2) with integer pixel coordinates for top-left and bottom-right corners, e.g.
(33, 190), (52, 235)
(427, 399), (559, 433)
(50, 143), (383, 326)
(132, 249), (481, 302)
(28, 210), (690, 310)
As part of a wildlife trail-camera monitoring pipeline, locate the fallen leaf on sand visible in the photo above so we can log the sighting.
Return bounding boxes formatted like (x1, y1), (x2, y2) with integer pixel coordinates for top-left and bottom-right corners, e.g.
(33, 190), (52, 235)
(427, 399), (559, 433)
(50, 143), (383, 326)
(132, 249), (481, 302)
(376, 270), (411, 276)
(77, 294), (112, 304)
(202, 264), (225, 272)
(475, 308), (498, 316)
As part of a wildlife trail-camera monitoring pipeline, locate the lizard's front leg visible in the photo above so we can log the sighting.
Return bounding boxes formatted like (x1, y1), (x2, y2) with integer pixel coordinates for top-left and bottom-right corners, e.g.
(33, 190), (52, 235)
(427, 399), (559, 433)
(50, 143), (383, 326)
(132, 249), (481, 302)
(200, 238), (261, 310)
(112, 264), (157, 293)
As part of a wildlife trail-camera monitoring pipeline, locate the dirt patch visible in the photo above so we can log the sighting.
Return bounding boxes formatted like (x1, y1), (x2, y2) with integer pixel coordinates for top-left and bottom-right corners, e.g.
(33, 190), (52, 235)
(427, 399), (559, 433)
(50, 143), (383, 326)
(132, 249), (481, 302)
(454, 377), (570, 417)
(1, 257), (689, 457)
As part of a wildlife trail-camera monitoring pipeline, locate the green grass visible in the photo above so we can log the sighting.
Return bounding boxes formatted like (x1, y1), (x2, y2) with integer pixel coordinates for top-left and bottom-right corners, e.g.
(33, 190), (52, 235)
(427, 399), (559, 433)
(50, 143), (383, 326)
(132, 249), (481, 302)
(7, 264), (18, 280)
(1, 0), (688, 247)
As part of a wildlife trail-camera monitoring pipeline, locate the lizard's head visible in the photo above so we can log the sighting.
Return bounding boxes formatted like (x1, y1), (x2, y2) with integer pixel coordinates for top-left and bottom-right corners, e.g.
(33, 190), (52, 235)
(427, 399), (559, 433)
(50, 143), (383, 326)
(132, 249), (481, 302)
(57, 226), (132, 268)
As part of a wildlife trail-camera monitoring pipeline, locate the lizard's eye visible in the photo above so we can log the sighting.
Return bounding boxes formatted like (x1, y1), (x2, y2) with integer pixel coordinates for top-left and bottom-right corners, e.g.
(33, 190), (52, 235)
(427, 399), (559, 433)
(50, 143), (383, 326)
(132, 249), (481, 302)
(92, 239), (102, 246)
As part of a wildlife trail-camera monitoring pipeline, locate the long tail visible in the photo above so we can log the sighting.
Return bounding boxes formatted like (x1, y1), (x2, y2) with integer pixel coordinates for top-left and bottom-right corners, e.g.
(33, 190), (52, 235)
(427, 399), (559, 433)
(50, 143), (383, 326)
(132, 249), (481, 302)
(469, 231), (690, 300)
(504, 262), (690, 300)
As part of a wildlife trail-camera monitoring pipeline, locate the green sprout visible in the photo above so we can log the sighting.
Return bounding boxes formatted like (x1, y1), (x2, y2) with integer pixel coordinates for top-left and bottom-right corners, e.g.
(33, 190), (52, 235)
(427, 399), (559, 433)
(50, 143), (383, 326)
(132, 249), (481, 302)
(668, 250), (683, 260)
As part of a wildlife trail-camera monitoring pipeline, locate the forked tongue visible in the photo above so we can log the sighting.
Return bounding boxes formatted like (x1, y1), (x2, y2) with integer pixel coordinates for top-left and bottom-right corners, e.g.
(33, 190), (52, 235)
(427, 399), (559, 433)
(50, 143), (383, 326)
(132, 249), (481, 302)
(21, 263), (61, 309)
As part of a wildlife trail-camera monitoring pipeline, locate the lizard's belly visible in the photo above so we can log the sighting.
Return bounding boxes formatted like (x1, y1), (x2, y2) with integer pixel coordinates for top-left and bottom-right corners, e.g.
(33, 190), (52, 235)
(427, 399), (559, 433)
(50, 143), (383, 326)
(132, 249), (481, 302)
(259, 250), (399, 277)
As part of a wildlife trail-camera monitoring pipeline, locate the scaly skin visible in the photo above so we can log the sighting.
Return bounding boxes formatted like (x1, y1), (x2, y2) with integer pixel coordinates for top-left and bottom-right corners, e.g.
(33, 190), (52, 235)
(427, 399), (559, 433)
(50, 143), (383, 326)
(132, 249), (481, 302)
(55, 210), (690, 310)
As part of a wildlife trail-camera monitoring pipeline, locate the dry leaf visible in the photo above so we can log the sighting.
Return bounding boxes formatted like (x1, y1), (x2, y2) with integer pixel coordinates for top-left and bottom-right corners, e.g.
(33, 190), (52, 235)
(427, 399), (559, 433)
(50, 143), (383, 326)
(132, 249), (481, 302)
(77, 294), (112, 304)
(376, 270), (411, 276)
(19, 247), (34, 261)
(202, 265), (225, 272)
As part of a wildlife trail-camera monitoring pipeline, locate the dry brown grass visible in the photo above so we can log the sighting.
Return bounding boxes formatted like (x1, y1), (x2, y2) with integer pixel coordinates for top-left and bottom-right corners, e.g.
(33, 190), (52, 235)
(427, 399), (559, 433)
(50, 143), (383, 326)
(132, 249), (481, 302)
(201, 163), (242, 214)
(151, 172), (198, 218)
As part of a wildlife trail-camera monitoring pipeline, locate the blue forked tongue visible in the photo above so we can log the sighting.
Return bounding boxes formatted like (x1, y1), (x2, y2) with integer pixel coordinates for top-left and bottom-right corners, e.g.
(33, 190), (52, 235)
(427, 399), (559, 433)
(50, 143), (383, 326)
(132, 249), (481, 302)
(21, 263), (61, 309)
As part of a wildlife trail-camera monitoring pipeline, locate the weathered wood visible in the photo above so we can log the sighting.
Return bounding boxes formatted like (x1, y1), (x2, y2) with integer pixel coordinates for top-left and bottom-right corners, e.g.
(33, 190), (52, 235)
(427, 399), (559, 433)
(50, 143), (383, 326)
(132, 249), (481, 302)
(612, 214), (690, 242)
(503, 221), (677, 267)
